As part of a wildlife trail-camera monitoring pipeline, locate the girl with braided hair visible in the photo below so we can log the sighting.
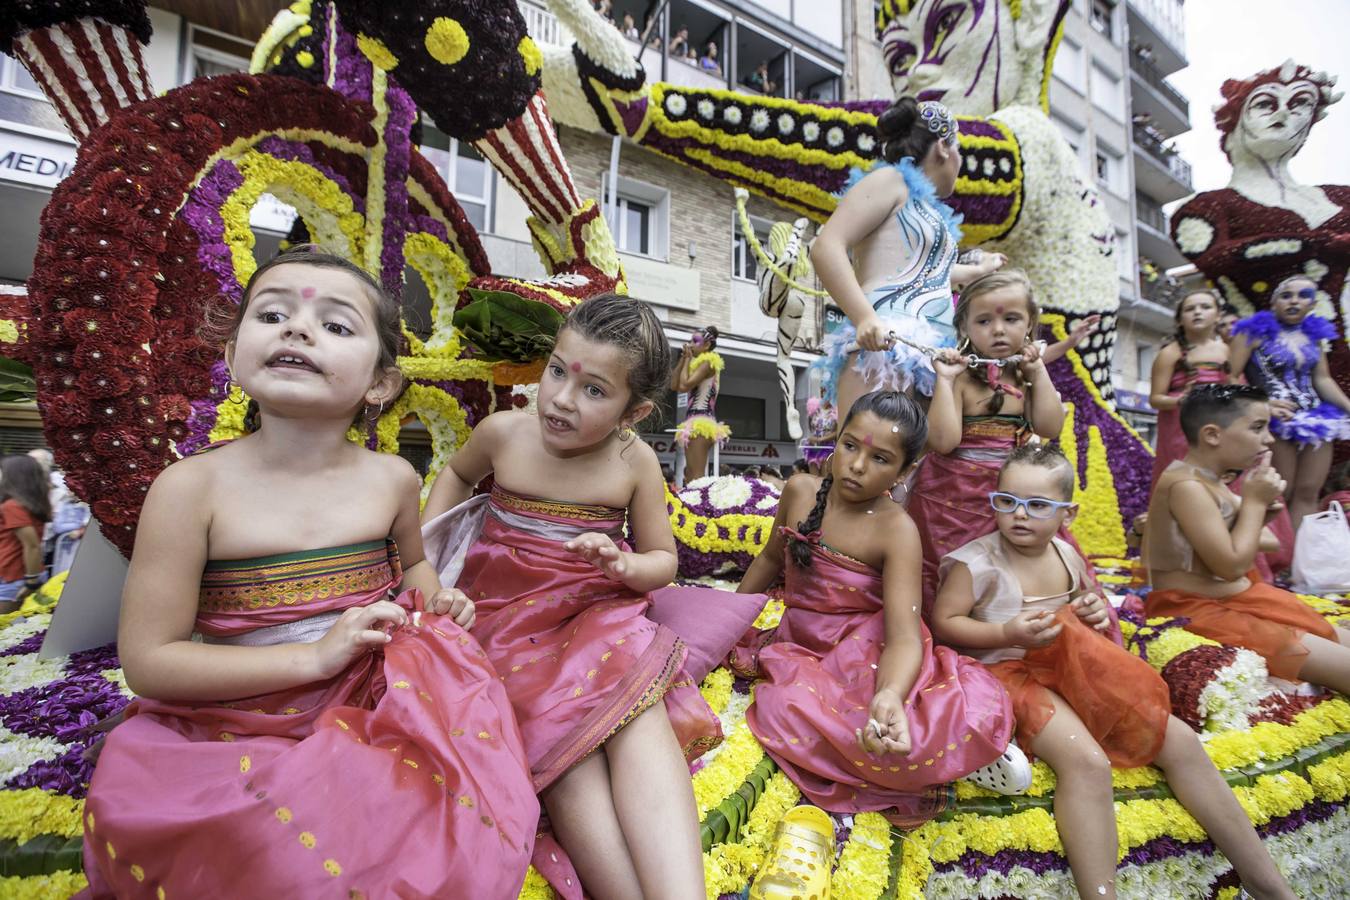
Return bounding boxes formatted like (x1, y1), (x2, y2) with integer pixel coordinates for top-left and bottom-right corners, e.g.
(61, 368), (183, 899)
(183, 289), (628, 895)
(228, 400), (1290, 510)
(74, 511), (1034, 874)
(735, 391), (1022, 837)
(1149, 290), (1230, 490)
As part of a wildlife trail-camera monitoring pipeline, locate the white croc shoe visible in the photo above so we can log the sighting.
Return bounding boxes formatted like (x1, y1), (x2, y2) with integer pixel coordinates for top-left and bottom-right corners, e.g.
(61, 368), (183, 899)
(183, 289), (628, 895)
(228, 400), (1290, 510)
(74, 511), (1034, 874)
(962, 740), (1033, 795)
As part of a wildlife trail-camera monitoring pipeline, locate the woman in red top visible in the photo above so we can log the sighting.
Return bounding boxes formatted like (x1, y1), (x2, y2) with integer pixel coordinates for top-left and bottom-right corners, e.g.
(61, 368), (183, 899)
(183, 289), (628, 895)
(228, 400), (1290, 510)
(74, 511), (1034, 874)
(0, 454), (51, 611)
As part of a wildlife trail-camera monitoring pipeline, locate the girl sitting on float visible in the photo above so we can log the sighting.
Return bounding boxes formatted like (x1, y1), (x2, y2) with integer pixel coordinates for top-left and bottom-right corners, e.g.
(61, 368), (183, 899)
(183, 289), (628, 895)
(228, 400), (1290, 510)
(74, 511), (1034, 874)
(83, 247), (538, 898)
(734, 391), (1026, 898)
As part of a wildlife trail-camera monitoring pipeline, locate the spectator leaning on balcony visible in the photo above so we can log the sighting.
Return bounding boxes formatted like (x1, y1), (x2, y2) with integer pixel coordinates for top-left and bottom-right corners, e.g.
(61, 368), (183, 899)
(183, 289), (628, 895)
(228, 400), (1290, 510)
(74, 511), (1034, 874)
(699, 41), (721, 75)
(621, 13), (638, 40)
(748, 61), (776, 95)
(668, 25), (690, 57)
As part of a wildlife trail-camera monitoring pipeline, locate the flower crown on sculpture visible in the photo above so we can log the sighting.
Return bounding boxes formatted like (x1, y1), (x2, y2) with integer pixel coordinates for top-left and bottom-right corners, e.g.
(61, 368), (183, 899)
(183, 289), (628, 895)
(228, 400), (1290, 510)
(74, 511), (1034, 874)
(919, 100), (959, 143)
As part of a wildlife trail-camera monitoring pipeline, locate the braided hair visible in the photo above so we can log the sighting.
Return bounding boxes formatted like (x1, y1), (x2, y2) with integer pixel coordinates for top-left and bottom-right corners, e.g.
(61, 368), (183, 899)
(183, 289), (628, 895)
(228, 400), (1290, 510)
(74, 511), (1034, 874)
(952, 269), (1038, 415)
(788, 391), (927, 568)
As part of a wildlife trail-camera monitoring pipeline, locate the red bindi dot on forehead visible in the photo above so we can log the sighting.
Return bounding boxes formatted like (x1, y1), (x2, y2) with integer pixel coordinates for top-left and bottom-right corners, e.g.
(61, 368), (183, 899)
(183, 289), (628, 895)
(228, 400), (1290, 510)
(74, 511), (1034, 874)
(570, 362), (582, 373)
(301, 287), (316, 299)
(994, 305), (1005, 314)
(863, 434), (873, 446)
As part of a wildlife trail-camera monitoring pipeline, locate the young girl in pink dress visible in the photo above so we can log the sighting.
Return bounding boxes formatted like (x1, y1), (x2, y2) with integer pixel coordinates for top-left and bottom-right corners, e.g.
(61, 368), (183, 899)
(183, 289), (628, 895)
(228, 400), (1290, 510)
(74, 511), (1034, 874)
(934, 446), (1293, 900)
(1149, 290), (1230, 489)
(80, 247), (539, 898)
(421, 295), (717, 900)
(736, 390), (1021, 824)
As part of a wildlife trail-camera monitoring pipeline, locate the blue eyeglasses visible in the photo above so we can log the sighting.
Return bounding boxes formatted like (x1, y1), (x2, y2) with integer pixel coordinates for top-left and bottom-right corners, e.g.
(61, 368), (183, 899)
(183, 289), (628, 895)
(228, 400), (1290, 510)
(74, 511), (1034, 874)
(988, 491), (1075, 518)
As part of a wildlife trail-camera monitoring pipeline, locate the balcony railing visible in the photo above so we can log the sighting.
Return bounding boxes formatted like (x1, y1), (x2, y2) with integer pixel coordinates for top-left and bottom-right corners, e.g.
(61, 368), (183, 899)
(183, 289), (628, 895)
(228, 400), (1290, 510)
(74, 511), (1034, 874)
(1136, 197), (1167, 233)
(520, 1), (573, 49)
(1132, 125), (1192, 188)
(1129, 54), (1188, 114)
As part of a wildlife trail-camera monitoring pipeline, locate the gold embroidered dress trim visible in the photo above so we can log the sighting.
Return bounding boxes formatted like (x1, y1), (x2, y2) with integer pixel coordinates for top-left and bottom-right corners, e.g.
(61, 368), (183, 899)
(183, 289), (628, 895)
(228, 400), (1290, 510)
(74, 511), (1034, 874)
(490, 485), (625, 523)
(199, 540), (400, 612)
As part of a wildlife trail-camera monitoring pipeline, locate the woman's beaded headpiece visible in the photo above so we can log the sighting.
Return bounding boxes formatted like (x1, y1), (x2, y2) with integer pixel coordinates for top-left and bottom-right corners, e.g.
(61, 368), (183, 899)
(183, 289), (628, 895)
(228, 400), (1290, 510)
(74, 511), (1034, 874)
(919, 100), (958, 143)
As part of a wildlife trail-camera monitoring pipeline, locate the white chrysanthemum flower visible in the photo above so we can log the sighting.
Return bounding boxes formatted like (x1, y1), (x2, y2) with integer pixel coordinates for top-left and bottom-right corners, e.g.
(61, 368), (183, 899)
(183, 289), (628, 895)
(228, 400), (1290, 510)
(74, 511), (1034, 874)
(857, 133), (875, 152)
(802, 121), (820, 142)
(755, 494), (778, 511)
(665, 93), (687, 116)
(777, 113), (795, 134)
(750, 108), (770, 132)
(707, 476), (752, 509)
(723, 105), (743, 125)
(697, 99), (716, 120)
(826, 126), (845, 147)
(1174, 216), (1216, 255)
(0, 730), (67, 782)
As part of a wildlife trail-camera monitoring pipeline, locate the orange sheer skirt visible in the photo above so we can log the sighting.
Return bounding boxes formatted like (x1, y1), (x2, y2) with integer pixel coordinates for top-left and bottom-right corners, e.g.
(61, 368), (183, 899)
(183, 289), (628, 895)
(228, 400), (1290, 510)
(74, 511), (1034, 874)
(987, 607), (1171, 767)
(1145, 574), (1337, 681)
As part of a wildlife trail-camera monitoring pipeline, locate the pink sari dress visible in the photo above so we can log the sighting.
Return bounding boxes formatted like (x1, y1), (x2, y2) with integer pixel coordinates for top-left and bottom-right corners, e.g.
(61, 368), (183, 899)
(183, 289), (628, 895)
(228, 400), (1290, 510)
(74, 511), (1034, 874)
(744, 532), (1013, 825)
(81, 540), (538, 900)
(908, 415), (1123, 644)
(1150, 360), (1228, 490)
(454, 486), (722, 792)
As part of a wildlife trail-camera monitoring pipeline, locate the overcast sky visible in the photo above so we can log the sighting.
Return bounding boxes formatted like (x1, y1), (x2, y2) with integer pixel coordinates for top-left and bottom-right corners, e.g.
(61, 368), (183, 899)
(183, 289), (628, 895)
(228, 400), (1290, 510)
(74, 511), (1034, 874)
(1168, 0), (1350, 195)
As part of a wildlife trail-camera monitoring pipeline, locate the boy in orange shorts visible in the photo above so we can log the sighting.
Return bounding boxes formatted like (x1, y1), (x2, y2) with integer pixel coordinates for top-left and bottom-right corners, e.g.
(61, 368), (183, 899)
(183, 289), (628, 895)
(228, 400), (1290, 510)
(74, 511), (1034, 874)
(1145, 384), (1350, 691)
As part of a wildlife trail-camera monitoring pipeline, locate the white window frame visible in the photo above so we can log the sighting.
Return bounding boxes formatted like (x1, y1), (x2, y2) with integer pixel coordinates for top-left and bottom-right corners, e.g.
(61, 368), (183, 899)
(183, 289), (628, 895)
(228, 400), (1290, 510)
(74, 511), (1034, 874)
(0, 57), (47, 101)
(601, 173), (671, 261)
(448, 138), (495, 234)
(731, 212), (772, 282)
(1089, 62), (1124, 119)
(1051, 36), (1085, 93)
(183, 23), (252, 83)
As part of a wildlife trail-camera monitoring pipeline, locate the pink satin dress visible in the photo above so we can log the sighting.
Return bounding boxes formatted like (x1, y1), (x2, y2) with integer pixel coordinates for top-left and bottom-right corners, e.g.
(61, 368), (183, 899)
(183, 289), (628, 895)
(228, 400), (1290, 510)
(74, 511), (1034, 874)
(455, 486), (722, 792)
(80, 540), (538, 900)
(744, 532), (1013, 825)
(908, 416), (1123, 644)
(1150, 361), (1228, 490)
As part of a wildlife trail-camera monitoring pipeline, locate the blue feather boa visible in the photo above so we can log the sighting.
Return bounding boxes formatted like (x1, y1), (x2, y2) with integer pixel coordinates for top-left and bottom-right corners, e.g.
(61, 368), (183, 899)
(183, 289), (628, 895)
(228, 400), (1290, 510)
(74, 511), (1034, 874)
(1231, 310), (1339, 344)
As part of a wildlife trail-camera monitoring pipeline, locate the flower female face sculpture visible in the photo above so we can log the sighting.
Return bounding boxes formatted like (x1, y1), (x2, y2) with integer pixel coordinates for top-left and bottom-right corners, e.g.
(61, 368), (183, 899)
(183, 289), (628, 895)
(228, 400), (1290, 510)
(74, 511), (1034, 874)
(877, 0), (1064, 114)
(1235, 80), (1321, 161)
(1213, 60), (1342, 161)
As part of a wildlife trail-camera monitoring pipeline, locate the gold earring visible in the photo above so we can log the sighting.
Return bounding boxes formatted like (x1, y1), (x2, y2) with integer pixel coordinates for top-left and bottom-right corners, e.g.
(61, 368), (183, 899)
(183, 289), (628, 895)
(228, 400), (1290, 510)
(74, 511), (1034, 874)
(618, 424), (634, 441)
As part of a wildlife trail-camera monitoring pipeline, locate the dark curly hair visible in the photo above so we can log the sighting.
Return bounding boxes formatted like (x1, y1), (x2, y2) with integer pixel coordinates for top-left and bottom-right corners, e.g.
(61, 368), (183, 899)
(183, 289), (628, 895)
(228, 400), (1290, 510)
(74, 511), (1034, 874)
(876, 96), (953, 164)
(788, 391), (927, 569)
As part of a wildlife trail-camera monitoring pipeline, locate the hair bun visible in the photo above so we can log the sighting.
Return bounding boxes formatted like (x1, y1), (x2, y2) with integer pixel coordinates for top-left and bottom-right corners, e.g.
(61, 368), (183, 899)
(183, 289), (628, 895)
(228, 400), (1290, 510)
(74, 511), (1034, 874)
(876, 96), (919, 141)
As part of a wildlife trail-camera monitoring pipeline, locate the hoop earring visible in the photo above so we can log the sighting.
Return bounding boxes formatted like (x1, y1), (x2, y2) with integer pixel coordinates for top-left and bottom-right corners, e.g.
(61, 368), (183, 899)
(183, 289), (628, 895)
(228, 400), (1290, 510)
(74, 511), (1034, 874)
(226, 375), (245, 405)
(618, 424), (635, 441)
(957, 336), (971, 354)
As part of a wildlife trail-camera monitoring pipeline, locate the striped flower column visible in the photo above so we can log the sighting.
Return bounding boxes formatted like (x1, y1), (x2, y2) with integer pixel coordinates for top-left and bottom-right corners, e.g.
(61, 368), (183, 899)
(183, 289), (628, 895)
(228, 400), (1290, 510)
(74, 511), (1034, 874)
(11, 18), (154, 140)
(474, 91), (583, 228)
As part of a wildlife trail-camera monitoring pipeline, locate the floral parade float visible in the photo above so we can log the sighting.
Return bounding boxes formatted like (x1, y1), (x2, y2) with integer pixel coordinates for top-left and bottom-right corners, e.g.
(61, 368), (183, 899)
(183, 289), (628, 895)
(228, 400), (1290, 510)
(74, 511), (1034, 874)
(0, 2), (1347, 899)
(539, 0), (1153, 557)
(1170, 61), (1350, 398)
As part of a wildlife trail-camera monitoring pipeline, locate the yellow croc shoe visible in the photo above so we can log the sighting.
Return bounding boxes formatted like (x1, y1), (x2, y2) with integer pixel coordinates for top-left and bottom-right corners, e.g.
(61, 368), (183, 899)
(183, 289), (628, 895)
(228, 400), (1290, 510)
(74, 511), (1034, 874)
(749, 804), (834, 900)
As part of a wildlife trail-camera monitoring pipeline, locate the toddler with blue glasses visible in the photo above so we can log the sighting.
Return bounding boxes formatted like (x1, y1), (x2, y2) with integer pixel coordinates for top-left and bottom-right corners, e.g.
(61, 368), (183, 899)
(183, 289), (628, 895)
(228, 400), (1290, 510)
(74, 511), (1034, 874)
(932, 444), (1293, 900)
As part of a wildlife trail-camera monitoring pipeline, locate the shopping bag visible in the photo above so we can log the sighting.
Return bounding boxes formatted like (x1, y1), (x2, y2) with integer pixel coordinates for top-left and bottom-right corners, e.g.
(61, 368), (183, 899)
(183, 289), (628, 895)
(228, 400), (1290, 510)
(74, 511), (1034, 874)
(1290, 501), (1350, 593)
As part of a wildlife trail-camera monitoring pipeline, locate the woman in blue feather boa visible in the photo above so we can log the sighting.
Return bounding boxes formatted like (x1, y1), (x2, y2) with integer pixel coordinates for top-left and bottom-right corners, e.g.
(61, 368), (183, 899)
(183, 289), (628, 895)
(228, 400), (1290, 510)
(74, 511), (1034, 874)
(809, 96), (1006, 419)
(1231, 275), (1350, 529)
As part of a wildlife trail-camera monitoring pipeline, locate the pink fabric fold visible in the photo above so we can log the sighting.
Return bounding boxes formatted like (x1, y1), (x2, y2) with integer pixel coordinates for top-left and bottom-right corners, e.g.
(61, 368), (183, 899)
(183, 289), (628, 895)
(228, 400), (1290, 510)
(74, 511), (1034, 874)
(81, 547), (538, 900)
(745, 538), (1013, 824)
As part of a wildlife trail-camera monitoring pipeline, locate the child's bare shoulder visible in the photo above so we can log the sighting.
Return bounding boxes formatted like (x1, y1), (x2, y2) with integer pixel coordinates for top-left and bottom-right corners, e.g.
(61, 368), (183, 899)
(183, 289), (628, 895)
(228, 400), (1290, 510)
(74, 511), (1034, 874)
(778, 473), (820, 517)
(478, 408), (532, 439)
(877, 501), (919, 542)
(362, 447), (421, 492)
